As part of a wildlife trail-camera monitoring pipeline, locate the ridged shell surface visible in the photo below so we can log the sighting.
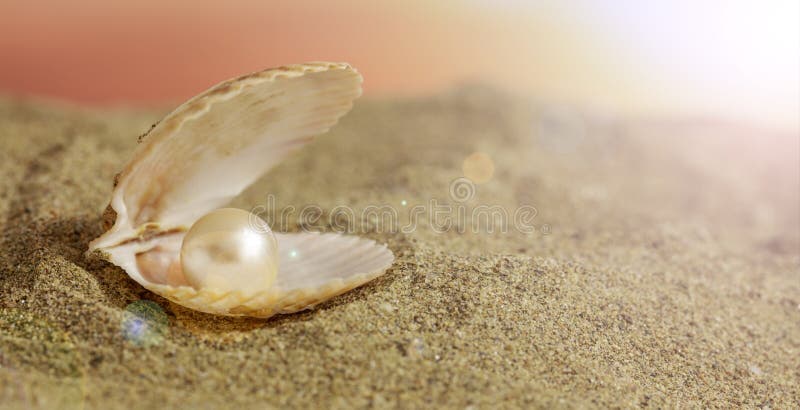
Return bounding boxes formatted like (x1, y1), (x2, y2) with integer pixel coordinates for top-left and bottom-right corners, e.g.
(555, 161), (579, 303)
(88, 62), (394, 317)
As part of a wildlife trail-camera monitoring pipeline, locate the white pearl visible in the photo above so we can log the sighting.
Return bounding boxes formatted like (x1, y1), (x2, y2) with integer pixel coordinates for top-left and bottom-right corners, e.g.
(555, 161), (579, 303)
(180, 208), (278, 295)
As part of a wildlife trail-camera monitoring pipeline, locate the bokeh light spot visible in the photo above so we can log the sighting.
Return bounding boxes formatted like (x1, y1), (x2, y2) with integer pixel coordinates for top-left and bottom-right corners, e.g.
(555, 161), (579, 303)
(462, 152), (495, 184)
(121, 300), (169, 348)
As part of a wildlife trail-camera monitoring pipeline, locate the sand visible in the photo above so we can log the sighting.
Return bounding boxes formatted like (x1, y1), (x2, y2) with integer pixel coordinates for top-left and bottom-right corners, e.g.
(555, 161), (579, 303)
(0, 88), (798, 409)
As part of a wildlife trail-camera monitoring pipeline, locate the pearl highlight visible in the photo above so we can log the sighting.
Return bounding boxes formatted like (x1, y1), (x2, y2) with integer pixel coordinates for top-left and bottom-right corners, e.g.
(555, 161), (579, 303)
(180, 208), (278, 295)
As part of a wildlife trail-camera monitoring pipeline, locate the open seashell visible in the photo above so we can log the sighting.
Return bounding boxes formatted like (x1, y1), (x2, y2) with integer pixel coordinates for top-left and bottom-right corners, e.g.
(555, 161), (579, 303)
(88, 62), (394, 318)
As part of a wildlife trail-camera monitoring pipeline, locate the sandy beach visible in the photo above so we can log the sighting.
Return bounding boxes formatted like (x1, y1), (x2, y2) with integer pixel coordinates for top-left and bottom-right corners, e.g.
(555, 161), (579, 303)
(0, 89), (798, 408)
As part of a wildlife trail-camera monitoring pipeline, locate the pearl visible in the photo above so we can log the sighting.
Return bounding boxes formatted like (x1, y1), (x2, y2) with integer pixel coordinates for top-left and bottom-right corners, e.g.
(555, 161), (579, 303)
(180, 208), (278, 295)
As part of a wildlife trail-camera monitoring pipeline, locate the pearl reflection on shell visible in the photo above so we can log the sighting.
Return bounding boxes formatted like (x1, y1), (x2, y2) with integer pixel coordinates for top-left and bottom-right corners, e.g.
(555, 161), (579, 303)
(180, 208), (278, 295)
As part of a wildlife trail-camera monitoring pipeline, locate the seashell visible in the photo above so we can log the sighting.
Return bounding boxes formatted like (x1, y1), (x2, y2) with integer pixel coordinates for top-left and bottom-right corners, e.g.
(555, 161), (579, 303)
(88, 62), (394, 318)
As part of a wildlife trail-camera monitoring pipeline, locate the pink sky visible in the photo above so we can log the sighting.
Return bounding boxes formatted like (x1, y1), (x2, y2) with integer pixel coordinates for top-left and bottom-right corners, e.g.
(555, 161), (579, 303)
(1, 0), (797, 131)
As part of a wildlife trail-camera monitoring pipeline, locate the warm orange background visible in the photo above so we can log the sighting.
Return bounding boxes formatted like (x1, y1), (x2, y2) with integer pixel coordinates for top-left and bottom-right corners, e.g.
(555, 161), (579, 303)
(1, 0), (797, 131)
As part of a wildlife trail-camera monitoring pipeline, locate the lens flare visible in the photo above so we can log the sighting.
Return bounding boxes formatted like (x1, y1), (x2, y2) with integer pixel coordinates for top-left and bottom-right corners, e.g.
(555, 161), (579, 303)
(121, 300), (169, 347)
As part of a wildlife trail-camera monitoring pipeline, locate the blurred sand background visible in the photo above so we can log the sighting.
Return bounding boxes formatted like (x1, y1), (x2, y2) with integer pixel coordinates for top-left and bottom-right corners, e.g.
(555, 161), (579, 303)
(0, 0), (799, 408)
